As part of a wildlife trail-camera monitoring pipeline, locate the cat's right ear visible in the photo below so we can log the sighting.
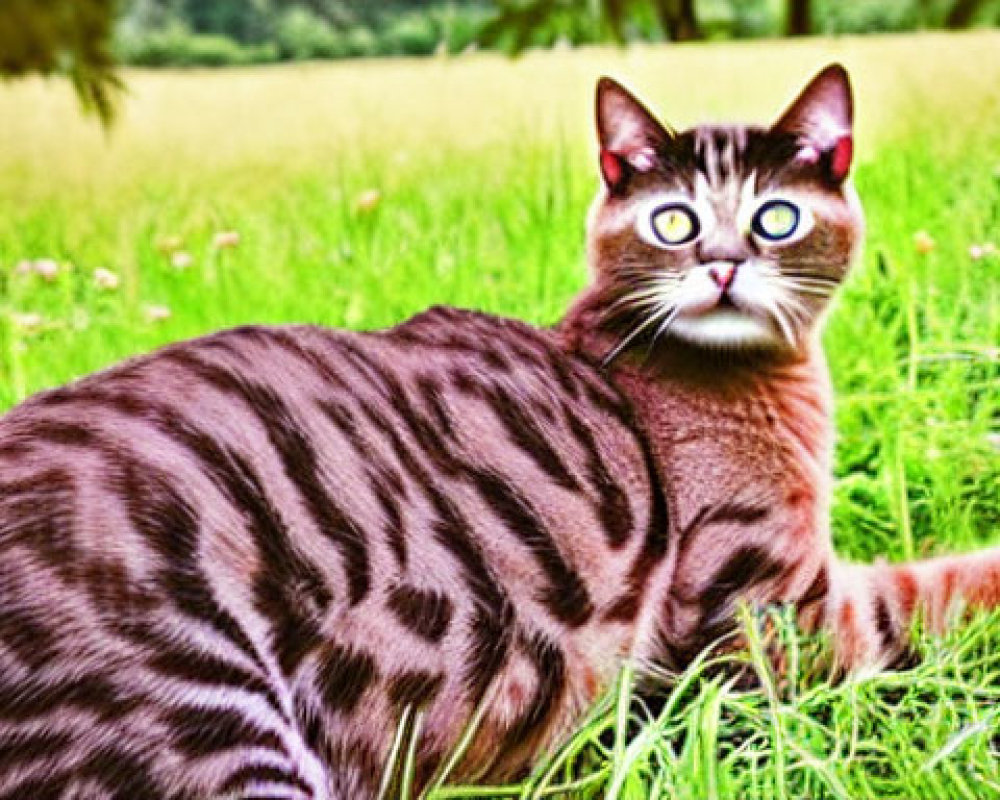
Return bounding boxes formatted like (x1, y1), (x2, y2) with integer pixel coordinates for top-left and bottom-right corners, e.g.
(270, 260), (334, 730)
(596, 77), (672, 194)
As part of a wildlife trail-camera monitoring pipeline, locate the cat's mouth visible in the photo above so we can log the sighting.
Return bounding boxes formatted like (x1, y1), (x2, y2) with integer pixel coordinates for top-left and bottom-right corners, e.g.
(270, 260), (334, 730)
(717, 292), (738, 310)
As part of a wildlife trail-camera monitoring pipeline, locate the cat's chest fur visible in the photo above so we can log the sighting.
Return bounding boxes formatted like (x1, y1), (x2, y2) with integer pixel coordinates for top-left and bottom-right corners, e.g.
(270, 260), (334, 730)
(610, 341), (836, 662)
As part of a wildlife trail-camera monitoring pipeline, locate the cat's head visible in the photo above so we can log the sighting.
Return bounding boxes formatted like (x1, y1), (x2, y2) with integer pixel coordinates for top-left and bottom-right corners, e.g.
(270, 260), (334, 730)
(588, 65), (863, 360)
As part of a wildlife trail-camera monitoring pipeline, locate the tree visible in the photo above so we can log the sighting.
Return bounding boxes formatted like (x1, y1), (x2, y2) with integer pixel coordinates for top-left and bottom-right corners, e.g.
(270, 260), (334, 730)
(944, 0), (988, 27)
(0, 0), (121, 123)
(786, 0), (811, 36)
(655, 0), (700, 41)
(481, 0), (701, 53)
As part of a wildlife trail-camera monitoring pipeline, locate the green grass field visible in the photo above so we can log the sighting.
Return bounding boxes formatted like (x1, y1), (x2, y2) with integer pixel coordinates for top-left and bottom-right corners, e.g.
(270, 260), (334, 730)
(1, 30), (999, 799)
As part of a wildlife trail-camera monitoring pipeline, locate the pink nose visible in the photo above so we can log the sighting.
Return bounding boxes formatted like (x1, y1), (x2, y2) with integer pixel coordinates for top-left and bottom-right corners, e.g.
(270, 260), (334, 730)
(709, 263), (737, 291)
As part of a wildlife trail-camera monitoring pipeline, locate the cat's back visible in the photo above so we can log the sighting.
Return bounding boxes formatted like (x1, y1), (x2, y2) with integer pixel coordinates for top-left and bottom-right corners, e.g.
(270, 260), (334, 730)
(0, 307), (666, 799)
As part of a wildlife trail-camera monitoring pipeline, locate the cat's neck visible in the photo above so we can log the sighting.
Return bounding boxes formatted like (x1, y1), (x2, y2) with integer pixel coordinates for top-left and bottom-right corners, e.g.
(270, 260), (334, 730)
(558, 285), (834, 482)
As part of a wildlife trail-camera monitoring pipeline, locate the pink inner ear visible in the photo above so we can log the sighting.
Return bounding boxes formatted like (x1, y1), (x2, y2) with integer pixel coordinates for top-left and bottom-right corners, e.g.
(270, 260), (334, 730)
(831, 135), (853, 181)
(600, 149), (624, 188)
(628, 147), (656, 172)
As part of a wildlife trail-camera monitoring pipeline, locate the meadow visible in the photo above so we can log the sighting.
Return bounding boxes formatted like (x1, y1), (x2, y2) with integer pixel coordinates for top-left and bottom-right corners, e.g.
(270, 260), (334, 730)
(1, 30), (999, 799)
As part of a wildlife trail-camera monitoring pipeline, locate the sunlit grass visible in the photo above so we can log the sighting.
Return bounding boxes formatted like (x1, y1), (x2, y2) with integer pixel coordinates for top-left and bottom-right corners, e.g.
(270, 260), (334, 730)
(0, 30), (998, 799)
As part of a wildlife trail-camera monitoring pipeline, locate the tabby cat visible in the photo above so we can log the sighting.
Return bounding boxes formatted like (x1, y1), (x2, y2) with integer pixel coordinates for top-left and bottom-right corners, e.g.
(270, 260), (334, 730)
(1, 65), (998, 800)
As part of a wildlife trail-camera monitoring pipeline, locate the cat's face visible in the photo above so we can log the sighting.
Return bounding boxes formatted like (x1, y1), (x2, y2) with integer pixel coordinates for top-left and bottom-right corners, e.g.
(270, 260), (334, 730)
(588, 65), (863, 357)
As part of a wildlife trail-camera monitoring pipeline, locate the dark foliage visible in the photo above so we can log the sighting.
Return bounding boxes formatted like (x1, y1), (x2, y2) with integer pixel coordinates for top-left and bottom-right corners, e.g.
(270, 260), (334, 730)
(0, 0), (122, 123)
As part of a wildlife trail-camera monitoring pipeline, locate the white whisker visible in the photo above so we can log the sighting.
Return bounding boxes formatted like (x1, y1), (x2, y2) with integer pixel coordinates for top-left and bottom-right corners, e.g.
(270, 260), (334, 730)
(602, 303), (676, 367)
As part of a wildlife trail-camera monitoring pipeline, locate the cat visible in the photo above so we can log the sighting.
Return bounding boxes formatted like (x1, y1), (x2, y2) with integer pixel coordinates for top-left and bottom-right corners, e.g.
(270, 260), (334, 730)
(1, 64), (999, 800)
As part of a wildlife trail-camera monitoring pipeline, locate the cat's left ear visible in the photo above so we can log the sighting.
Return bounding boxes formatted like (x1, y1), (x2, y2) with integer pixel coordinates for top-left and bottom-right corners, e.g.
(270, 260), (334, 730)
(772, 64), (854, 184)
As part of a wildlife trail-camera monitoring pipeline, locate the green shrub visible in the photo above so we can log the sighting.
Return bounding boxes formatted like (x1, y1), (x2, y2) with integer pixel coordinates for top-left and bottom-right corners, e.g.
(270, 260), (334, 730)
(344, 26), (377, 58)
(815, 0), (922, 33)
(429, 4), (491, 54)
(378, 12), (440, 56)
(274, 7), (347, 61)
(117, 25), (277, 67)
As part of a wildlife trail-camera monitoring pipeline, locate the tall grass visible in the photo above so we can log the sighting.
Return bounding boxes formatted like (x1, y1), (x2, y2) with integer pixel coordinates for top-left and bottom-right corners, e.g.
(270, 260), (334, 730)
(0, 30), (998, 798)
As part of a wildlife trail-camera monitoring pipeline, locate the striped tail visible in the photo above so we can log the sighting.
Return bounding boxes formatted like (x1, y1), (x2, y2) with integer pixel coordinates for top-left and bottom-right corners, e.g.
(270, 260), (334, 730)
(826, 548), (1000, 669)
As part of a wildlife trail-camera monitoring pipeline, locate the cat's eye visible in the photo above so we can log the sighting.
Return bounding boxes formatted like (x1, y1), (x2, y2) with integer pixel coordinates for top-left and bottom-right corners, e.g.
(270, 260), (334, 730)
(650, 204), (700, 246)
(752, 200), (800, 241)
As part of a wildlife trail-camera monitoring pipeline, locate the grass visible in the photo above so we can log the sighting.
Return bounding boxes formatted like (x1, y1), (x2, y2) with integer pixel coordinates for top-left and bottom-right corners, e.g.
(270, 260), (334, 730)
(1, 29), (999, 799)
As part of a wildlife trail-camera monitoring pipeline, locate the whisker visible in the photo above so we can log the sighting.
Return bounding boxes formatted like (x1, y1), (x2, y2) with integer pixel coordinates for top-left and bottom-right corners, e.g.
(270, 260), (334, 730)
(773, 280), (835, 298)
(649, 306), (682, 348)
(601, 306), (674, 368)
(604, 290), (671, 317)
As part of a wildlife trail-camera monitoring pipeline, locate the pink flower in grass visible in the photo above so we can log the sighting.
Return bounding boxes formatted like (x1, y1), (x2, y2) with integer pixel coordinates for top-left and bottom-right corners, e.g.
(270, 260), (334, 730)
(213, 231), (240, 249)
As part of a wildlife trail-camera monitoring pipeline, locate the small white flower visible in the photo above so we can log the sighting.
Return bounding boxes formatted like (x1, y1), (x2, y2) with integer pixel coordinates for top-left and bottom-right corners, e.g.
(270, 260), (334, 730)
(33, 259), (60, 281)
(93, 268), (120, 290)
(144, 304), (172, 322)
(10, 312), (43, 330)
(171, 251), (193, 270)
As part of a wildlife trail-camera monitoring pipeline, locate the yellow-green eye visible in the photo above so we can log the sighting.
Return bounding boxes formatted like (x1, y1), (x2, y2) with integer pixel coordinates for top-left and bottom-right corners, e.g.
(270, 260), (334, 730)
(752, 200), (800, 241)
(650, 204), (700, 246)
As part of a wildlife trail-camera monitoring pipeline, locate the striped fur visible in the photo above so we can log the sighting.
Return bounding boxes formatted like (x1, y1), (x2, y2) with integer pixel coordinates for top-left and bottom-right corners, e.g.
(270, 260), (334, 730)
(0, 317), (665, 798)
(2, 65), (999, 799)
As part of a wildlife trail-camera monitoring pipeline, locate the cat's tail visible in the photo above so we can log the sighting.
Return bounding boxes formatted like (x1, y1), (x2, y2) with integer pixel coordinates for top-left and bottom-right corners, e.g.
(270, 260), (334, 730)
(824, 548), (1000, 668)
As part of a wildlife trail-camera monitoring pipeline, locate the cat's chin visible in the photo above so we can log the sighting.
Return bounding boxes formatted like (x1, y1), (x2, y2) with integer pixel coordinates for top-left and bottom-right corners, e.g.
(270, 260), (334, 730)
(668, 309), (781, 350)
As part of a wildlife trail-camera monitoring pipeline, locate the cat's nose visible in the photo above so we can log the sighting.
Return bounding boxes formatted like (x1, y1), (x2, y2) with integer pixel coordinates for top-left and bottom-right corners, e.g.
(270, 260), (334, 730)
(708, 262), (738, 291)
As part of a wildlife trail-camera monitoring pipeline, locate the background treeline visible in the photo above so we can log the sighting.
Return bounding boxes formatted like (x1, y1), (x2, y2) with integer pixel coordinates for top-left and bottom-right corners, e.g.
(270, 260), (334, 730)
(115, 0), (491, 65)
(116, 0), (1000, 67)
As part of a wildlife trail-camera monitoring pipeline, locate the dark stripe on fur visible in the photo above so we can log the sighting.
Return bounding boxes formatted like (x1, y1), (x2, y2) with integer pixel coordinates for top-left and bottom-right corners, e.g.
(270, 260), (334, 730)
(114, 455), (268, 676)
(388, 670), (445, 708)
(678, 502), (770, 552)
(697, 545), (785, 621)
(387, 583), (453, 643)
(165, 705), (287, 757)
(0, 467), (78, 579)
(146, 643), (284, 718)
(799, 565), (829, 608)
(425, 482), (516, 697)
(461, 378), (580, 492)
(315, 642), (378, 714)
(219, 763), (314, 796)
(564, 410), (633, 548)
(0, 673), (137, 723)
(603, 436), (669, 621)
(316, 398), (409, 567)
(874, 594), (896, 653)
(0, 603), (60, 670)
(466, 467), (593, 627)
(500, 630), (566, 749)
(0, 730), (74, 774)
(165, 351), (372, 606)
